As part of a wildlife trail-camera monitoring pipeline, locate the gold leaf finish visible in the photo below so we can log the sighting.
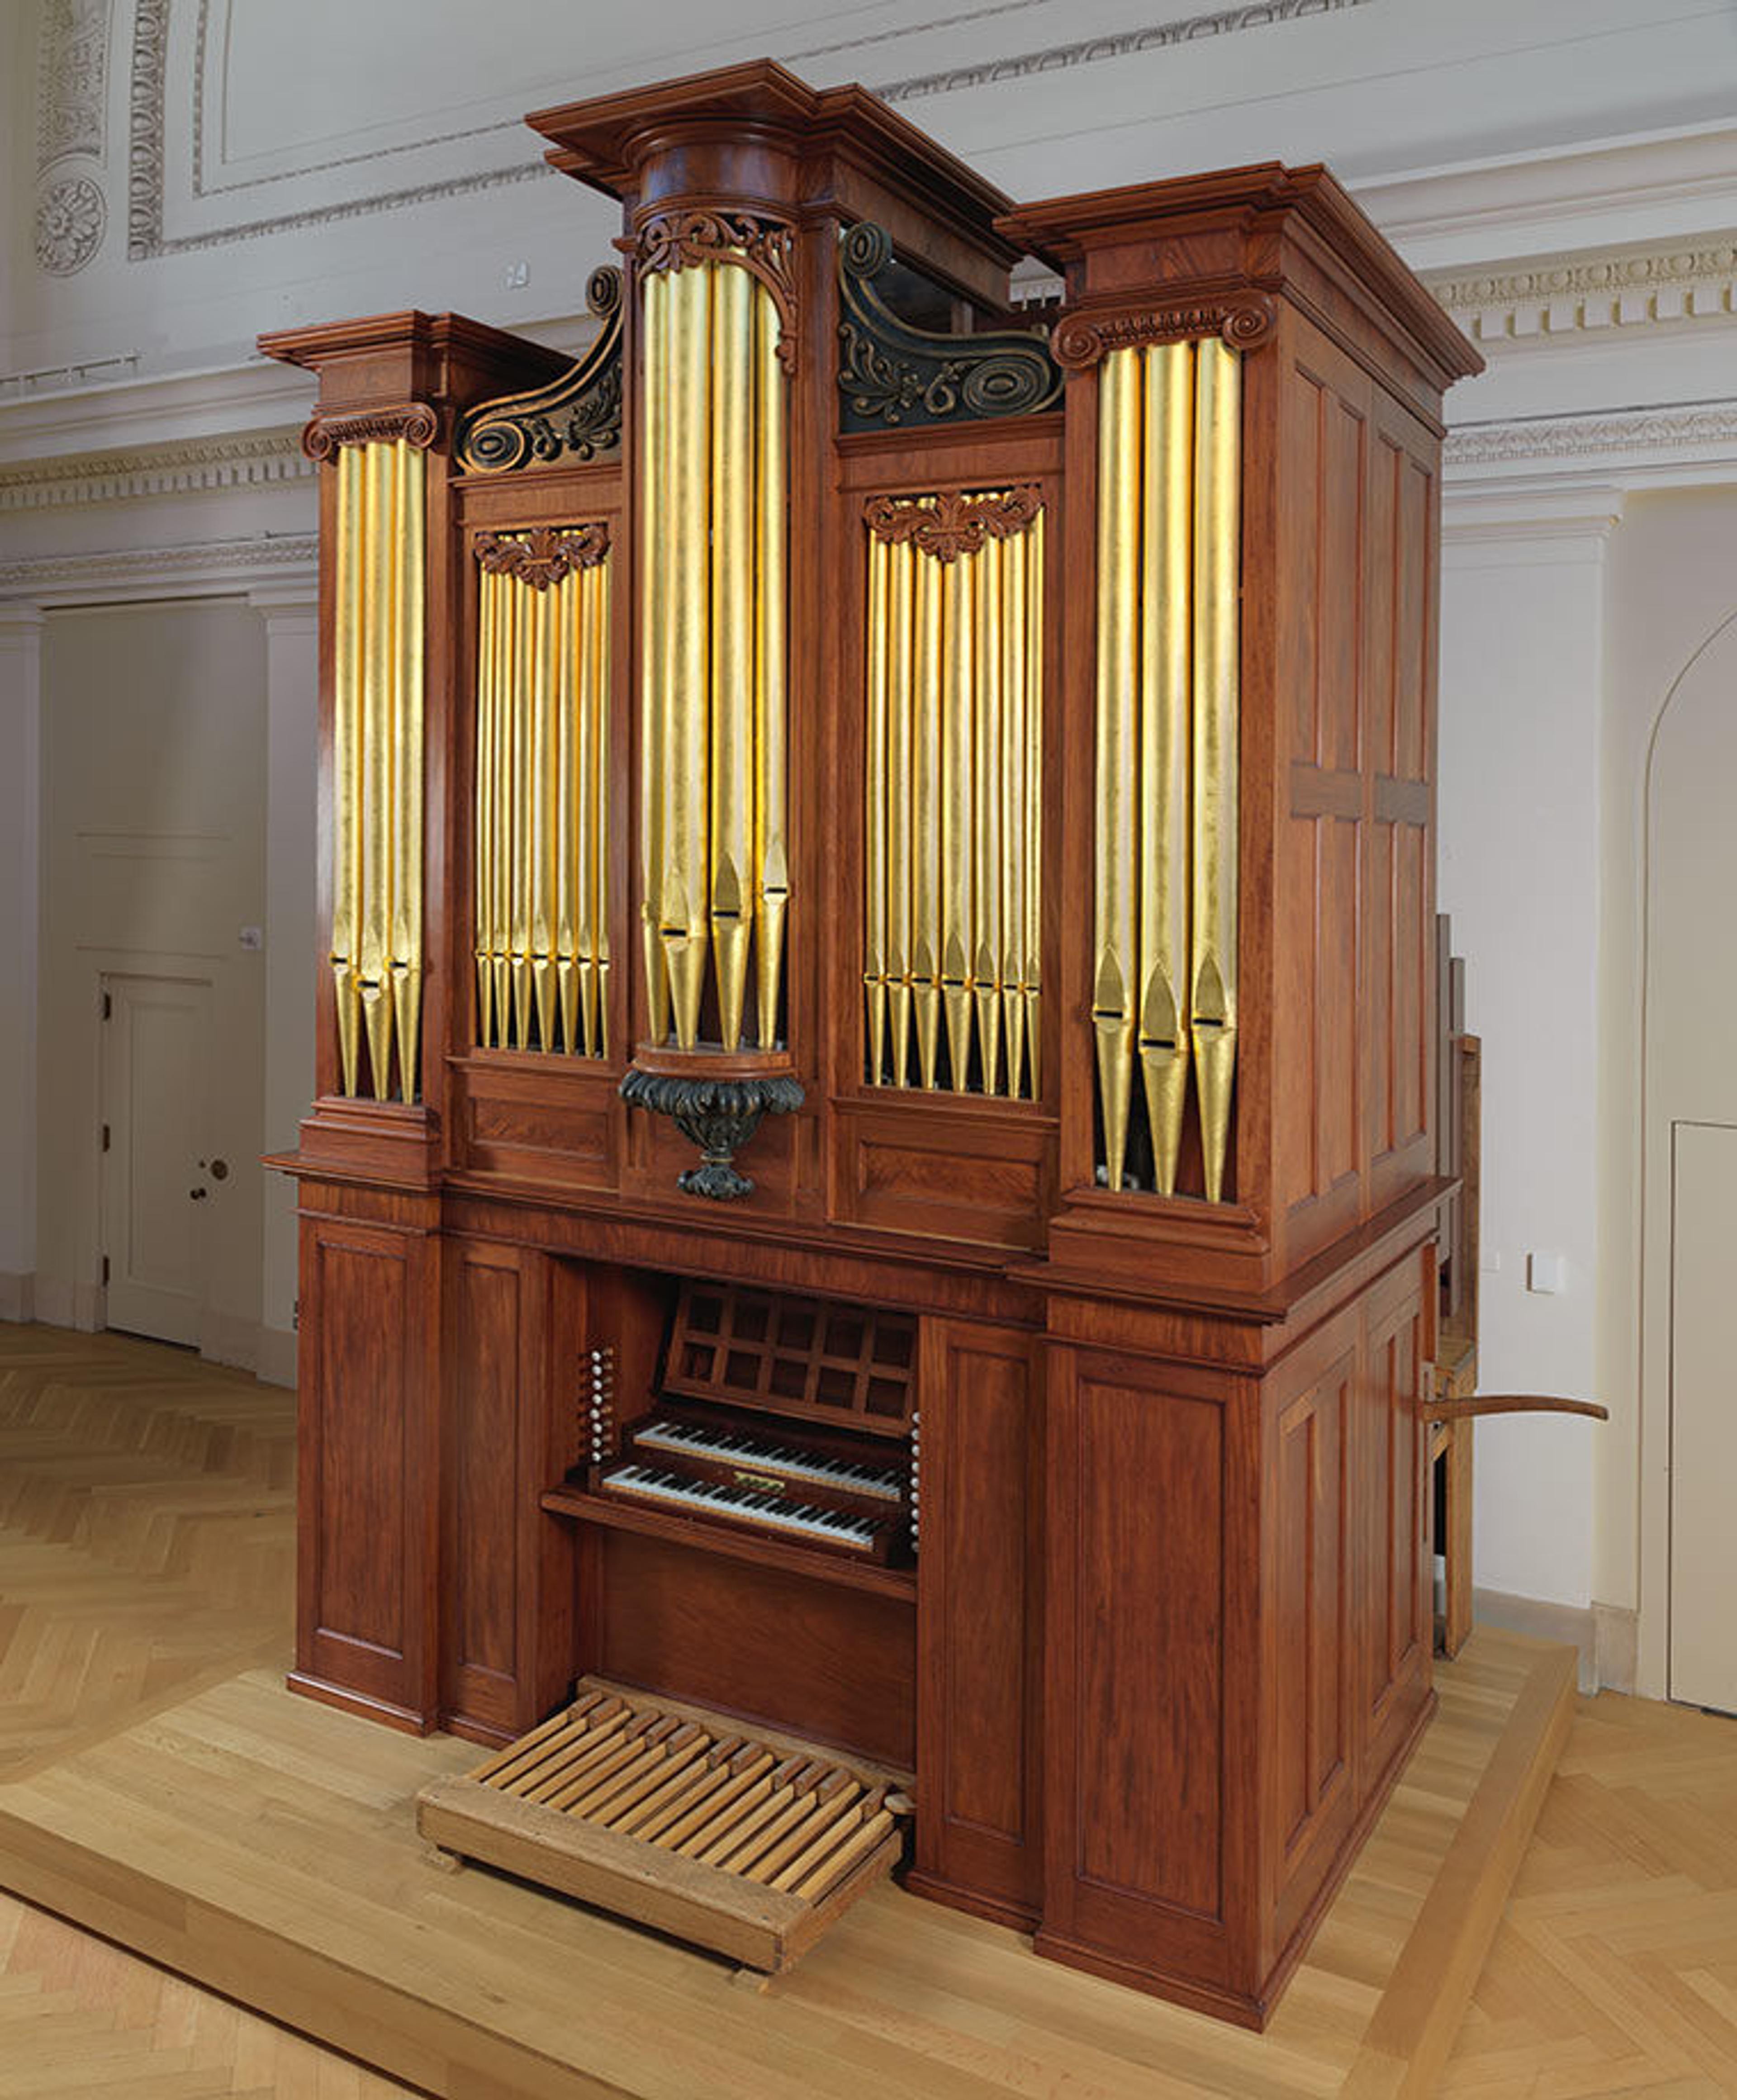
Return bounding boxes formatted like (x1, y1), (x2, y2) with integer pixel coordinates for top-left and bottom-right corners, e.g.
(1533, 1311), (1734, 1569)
(864, 491), (1044, 1100)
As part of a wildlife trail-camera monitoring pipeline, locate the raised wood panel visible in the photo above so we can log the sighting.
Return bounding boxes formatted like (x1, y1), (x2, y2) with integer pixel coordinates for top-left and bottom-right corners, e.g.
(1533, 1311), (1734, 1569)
(834, 1102), (1054, 1249)
(446, 1247), (523, 1717)
(598, 1528), (916, 1771)
(1075, 1372), (1224, 1917)
(298, 1214), (436, 1725)
(1357, 1257), (1431, 1789)
(914, 1319), (1040, 1919)
(454, 1062), (617, 1192)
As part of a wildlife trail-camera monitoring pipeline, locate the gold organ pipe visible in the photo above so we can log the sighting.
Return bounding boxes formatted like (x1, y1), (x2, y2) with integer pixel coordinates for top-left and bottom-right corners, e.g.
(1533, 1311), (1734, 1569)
(864, 532), (889, 1082)
(332, 446), (363, 1095)
(1138, 344), (1195, 1195)
(640, 268), (671, 1047)
(864, 497), (1043, 1100)
(940, 550), (975, 1091)
(753, 283), (788, 1050)
(472, 536), (611, 1059)
(389, 440), (425, 1102)
(1024, 514), (1044, 1095)
(475, 568), (498, 1048)
(662, 261), (712, 1050)
(710, 261), (755, 1052)
(1093, 354), (1142, 1187)
(358, 442), (394, 1097)
(1191, 337), (1241, 1203)
(884, 540), (914, 1087)
(911, 542), (943, 1089)
(973, 538), (1004, 1097)
(553, 571), (577, 1055)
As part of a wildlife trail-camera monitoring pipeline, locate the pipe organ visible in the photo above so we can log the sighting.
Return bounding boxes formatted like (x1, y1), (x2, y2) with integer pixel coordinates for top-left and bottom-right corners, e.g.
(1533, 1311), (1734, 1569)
(262, 62), (1479, 2025)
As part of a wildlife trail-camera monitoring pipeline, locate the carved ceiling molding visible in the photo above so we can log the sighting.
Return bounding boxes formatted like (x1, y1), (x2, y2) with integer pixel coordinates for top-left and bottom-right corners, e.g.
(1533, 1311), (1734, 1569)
(38, 0), (112, 171)
(0, 533), (319, 602)
(873, 0), (1377, 103)
(1446, 403), (1737, 471)
(864, 485), (1044, 564)
(474, 525), (610, 588)
(0, 431), (310, 511)
(1427, 235), (1737, 344)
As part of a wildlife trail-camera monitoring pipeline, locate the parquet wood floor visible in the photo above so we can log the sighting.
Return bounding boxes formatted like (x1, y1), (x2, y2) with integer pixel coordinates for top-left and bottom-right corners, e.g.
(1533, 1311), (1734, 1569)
(1442, 1690), (1737, 2096)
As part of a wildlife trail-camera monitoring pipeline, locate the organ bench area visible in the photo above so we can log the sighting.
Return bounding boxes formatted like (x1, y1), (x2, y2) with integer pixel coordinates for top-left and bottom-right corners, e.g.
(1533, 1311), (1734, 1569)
(259, 61), (1481, 2027)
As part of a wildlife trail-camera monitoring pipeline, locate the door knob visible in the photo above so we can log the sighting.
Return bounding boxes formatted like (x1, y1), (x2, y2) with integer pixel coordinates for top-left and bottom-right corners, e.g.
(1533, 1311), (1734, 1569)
(209, 1158), (229, 1181)
(189, 1187), (208, 1200)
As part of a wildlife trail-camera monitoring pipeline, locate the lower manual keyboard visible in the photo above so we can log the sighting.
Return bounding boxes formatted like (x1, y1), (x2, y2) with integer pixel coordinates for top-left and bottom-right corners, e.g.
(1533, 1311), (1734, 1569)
(598, 1462), (893, 1558)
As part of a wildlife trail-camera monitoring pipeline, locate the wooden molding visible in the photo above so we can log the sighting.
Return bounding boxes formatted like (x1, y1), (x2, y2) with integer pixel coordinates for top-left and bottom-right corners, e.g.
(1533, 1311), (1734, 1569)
(473, 523), (610, 588)
(1050, 291), (1277, 369)
(301, 401), (440, 462)
(862, 484), (1043, 563)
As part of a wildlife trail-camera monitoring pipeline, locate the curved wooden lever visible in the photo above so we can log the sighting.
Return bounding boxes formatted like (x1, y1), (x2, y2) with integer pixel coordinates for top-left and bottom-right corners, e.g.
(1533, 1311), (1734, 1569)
(1423, 1393), (1609, 1424)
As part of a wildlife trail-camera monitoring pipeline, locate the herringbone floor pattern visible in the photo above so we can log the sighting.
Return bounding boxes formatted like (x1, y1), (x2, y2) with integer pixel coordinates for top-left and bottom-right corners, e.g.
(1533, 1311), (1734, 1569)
(0, 1891), (414, 2097)
(0, 1326), (294, 1780)
(0, 1324), (417, 2096)
(1443, 1691), (1737, 2095)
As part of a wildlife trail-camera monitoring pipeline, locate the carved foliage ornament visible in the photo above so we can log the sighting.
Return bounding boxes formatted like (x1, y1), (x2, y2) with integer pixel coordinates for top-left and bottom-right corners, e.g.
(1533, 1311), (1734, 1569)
(456, 267), (623, 473)
(1051, 292), (1277, 370)
(839, 223), (1063, 431)
(302, 402), (440, 463)
(635, 210), (798, 373)
(474, 524), (610, 589)
(864, 485), (1044, 565)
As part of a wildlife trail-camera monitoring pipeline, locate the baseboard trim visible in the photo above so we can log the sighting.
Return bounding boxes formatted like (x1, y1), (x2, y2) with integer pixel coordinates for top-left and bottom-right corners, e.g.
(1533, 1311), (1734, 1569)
(30, 1276), (101, 1332)
(1471, 1589), (1638, 1695)
(255, 1324), (298, 1389)
(0, 1271), (33, 1323)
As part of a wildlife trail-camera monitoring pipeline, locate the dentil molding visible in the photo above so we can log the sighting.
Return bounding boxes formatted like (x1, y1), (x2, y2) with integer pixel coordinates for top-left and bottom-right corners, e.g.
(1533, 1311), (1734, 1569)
(1426, 232), (1737, 345)
(0, 431), (309, 511)
(0, 534), (318, 604)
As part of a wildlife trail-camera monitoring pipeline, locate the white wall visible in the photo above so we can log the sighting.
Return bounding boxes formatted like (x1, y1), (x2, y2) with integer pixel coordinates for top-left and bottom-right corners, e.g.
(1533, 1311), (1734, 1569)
(2, 0), (1736, 1630)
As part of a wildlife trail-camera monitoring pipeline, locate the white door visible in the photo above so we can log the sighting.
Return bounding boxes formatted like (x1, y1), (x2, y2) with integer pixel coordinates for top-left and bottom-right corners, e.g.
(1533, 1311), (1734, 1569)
(100, 974), (215, 1348)
(1669, 1119), (1737, 1713)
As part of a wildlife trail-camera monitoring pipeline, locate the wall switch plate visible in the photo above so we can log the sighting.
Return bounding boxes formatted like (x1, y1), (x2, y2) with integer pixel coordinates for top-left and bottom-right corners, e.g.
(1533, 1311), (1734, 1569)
(1527, 1251), (1566, 1294)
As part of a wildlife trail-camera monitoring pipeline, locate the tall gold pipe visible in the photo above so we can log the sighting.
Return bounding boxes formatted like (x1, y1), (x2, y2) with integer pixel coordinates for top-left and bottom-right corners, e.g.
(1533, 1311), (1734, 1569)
(710, 262), (755, 1052)
(864, 531), (889, 1081)
(1192, 337), (1241, 1202)
(529, 575), (558, 1051)
(475, 568), (498, 1048)
(358, 442), (396, 1099)
(885, 538), (915, 1087)
(566, 568), (588, 1055)
(1094, 354), (1142, 1185)
(661, 261), (712, 1048)
(753, 283), (788, 1051)
(940, 550), (975, 1091)
(1024, 514), (1044, 1096)
(493, 576), (514, 1045)
(553, 571), (578, 1054)
(588, 557), (610, 1057)
(1138, 344), (1196, 1194)
(389, 441), (425, 1101)
(509, 564), (533, 1049)
(911, 539), (943, 1088)
(640, 267), (672, 1048)
(331, 446), (363, 1093)
(973, 538), (1004, 1095)
(1000, 529), (1027, 1099)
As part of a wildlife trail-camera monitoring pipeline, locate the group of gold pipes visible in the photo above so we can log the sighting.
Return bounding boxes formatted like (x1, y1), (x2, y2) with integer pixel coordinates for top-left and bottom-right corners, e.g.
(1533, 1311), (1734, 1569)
(639, 259), (789, 1054)
(864, 509), (1044, 1098)
(331, 438), (426, 1103)
(474, 550), (612, 1057)
(1092, 337), (1241, 1201)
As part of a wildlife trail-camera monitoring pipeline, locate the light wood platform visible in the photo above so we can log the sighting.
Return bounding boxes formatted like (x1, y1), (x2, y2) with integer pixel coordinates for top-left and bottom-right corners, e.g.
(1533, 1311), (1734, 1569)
(15, 1323), (1729, 2098)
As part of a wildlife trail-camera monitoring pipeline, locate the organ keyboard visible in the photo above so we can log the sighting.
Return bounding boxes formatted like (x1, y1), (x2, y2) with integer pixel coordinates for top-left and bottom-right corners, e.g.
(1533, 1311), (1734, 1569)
(586, 1283), (916, 1567)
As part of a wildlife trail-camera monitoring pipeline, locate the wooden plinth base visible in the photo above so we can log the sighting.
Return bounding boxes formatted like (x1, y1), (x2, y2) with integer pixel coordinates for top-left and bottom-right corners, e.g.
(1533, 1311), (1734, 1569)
(0, 1631), (1571, 2100)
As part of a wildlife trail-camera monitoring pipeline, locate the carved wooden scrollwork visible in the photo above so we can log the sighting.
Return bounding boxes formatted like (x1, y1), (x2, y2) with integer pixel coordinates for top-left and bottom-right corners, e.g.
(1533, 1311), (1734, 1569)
(1050, 292), (1277, 371)
(302, 401), (440, 462)
(454, 267), (624, 473)
(634, 210), (798, 372)
(863, 485), (1044, 565)
(838, 223), (1063, 431)
(473, 523), (611, 589)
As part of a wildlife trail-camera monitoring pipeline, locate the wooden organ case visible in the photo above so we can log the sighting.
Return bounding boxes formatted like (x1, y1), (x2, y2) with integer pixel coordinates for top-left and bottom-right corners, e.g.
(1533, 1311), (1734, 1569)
(260, 62), (1481, 2026)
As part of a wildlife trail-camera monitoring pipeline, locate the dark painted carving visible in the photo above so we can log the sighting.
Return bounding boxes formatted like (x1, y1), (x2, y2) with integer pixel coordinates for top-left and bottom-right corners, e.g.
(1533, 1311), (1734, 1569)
(619, 1067), (806, 1201)
(837, 223), (1063, 433)
(455, 268), (624, 473)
